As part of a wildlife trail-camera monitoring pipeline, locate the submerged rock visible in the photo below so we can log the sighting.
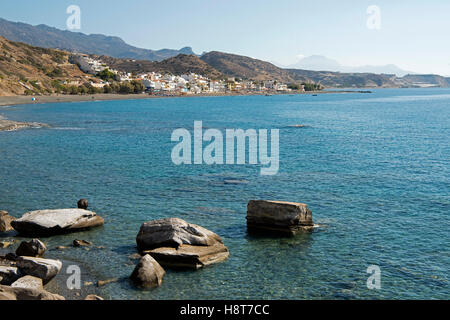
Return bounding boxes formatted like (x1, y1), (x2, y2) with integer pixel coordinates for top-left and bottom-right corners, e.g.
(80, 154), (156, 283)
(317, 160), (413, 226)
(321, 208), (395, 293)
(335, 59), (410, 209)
(0, 285), (64, 300)
(136, 218), (229, 269)
(85, 294), (104, 300)
(96, 278), (118, 287)
(15, 256), (62, 285)
(73, 239), (92, 247)
(11, 209), (105, 236)
(0, 241), (13, 249)
(16, 239), (47, 257)
(130, 254), (165, 288)
(0, 210), (16, 232)
(247, 200), (314, 235)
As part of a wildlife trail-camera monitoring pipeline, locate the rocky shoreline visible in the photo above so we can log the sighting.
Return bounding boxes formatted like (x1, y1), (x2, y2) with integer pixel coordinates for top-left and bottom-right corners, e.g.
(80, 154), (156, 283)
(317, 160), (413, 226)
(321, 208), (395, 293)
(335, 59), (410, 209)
(0, 116), (49, 132)
(1, 199), (316, 300)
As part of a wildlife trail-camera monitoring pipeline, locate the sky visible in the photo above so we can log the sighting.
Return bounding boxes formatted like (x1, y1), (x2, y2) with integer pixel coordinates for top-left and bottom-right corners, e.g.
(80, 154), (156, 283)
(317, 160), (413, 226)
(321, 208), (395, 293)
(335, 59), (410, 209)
(1, 0), (450, 75)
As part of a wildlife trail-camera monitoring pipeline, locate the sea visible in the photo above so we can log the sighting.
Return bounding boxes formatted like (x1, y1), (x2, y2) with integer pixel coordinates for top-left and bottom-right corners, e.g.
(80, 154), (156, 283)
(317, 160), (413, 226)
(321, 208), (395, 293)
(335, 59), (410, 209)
(0, 88), (448, 299)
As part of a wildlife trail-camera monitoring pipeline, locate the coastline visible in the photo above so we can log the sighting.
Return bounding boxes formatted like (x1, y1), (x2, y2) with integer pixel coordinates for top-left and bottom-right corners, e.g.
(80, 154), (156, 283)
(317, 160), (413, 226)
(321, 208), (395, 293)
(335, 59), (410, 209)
(0, 90), (367, 108)
(0, 90), (368, 132)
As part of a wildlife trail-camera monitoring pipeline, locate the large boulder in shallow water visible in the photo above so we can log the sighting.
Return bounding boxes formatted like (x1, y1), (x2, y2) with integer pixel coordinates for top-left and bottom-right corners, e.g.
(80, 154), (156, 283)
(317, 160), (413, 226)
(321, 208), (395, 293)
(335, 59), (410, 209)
(11, 209), (104, 236)
(136, 218), (223, 250)
(15, 256), (62, 284)
(0, 285), (64, 300)
(136, 218), (229, 269)
(16, 239), (47, 257)
(130, 254), (165, 288)
(247, 200), (314, 235)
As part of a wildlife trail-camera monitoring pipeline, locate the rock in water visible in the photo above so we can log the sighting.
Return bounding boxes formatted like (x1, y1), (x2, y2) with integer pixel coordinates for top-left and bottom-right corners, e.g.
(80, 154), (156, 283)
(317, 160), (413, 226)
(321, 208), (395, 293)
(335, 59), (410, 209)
(136, 218), (223, 250)
(11, 276), (43, 290)
(85, 294), (104, 300)
(96, 278), (118, 287)
(73, 239), (92, 247)
(130, 254), (165, 288)
(11, 209), (104, 236)
(246, 200), (314, 235)
(0, 266), (21, 285)
(136, 218), (229, 269)
(77, 199), (88, 210)
(0, 285), (64, 300)
(15, 256), (62, 284)
(143, 243), (230, 270)
(15, 239), (47, 257)
(0, 241), (13, 248)
(0, 210), (16, 232)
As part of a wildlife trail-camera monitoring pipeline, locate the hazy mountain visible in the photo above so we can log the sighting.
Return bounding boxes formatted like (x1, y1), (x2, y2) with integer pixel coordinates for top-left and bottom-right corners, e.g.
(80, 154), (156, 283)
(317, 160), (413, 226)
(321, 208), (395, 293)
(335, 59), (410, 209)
(0, 18), (195, 61)
(289, 55), (341, 72)
(289, 55), (413, 77)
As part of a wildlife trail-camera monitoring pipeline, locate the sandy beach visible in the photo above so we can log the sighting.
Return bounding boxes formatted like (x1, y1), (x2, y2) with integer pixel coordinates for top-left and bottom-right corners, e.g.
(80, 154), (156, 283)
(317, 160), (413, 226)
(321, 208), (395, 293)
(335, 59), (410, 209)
(0, 90), (366, 108)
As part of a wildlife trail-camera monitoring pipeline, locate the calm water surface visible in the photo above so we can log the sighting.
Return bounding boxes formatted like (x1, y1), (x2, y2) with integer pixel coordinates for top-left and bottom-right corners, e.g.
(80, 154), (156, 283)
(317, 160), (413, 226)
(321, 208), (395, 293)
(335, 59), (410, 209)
(0, 89), (449, 299)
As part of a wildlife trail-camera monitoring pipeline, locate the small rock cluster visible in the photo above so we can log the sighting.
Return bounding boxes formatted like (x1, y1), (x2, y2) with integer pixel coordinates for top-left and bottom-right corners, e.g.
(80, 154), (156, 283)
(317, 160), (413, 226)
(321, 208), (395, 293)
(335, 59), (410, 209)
(1, 198), (315, 299)
(0, 199), (105, 300)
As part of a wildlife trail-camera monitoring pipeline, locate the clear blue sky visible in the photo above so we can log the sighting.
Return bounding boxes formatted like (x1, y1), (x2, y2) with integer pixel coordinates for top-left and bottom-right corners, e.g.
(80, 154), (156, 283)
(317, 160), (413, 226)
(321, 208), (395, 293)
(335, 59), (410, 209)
(2, 0), (449, 75)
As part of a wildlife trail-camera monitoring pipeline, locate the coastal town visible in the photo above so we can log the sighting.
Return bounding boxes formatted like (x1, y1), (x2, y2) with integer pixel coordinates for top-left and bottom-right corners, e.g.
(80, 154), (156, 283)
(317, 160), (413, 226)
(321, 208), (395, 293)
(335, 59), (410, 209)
(69, 54), (307, 95)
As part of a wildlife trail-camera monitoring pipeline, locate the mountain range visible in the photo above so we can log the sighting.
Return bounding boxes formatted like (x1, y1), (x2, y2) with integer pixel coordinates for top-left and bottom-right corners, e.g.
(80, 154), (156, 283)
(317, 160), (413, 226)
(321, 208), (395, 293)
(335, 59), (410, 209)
(0, 17), (449, 91)
(0, 18), (195, 61)
(287, 55), (413, 77)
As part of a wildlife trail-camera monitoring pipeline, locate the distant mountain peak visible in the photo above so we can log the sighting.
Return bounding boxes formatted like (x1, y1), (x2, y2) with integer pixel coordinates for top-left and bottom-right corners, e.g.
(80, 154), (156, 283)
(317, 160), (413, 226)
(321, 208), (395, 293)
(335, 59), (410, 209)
(289, 55), (413, 77)
(0, 18), (195, 62)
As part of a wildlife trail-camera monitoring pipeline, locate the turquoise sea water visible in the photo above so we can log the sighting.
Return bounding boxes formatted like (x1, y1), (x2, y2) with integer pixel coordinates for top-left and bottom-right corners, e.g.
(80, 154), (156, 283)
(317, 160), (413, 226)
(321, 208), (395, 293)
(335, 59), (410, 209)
(0, 88), (449, 299)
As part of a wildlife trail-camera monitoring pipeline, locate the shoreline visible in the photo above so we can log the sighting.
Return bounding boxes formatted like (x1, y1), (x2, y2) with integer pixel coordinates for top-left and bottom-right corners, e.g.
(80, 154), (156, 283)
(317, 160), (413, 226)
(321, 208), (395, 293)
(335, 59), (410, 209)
(0, 90), (369, 131)
(0, 90), (368, 108)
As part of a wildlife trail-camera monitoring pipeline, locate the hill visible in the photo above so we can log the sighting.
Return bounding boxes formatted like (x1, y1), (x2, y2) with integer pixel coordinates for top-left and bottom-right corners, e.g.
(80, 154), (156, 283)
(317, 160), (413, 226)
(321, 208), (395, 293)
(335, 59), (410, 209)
(399, 74), (450, 87)
(286, 69), (399, 88)
(0, 18), (195, 62)
(200, 51), (296, 82)
(200, 51), (400, 87)
(0, 36), (95, 96)
(200, 51), (450, 88)
(93, 54), (224, 80)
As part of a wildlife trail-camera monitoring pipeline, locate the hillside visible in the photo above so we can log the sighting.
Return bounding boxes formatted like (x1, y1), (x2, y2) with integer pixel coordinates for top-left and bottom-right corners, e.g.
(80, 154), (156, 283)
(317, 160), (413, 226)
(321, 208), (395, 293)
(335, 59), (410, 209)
(0, 36), (94, 96)
(399, 74), (450, 87)
(200, 51), (297, 82)
(93, 54), (224, 80)
(0, 18), (195, 61)
(287, 69), (399, 88)
(200, 51), (450, 88)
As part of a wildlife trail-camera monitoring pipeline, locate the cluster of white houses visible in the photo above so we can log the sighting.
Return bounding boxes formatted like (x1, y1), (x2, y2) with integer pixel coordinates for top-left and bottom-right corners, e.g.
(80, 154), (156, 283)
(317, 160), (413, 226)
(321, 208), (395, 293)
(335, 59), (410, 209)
(69, 54), (304, 94)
